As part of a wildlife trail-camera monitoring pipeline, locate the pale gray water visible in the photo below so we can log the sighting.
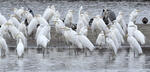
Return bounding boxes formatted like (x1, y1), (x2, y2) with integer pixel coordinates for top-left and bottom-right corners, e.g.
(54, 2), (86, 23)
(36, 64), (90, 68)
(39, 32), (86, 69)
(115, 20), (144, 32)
(0, 48), (150, 72)
(0, 1), (150, 72)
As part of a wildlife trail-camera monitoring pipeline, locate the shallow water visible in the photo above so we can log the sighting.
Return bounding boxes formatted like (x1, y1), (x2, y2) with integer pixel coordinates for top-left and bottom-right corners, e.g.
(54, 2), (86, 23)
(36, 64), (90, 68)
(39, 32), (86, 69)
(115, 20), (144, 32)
(0, 48), (150, 72)
(0, 1), (150, 72)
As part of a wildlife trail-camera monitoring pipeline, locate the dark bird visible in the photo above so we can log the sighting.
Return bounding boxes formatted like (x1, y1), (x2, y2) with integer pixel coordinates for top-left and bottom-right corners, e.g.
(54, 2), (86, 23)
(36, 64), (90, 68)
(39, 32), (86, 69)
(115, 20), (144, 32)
(142, 17), (148, 24)
(89, 18), (93, 26)
(101, 9), (116, 25)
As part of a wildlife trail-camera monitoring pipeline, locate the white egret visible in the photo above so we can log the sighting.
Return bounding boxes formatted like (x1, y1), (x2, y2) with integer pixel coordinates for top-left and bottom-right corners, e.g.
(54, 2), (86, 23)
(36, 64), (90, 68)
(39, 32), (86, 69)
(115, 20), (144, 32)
(0, 36), (8, 56)
(37, 34), (49, 48)
(64, 10), (73, 26)
(27, 16), (38, 35)
(114, 20), (125, 36)
(37, 14), (49, 26)
(116, 12), (127, 33)
(105, 36), (117, 55)
(91, 15), (109, 33)
(16, 32), (27, 48)
(18, 21), (27, 37)
(14, 7), (25, 21)
(77, 33), (95, 51)
(96, 31), (106, 47)
(62, 27), (83, 48)
(16, 39), (24, 57)
(8, 14), (20, 28)
(129, 9), (141, 22)
(22, 11), (33, 24)
(0, 13), (7, 25)
(127, 35), (143, 54)
(43, 6), (55, 22)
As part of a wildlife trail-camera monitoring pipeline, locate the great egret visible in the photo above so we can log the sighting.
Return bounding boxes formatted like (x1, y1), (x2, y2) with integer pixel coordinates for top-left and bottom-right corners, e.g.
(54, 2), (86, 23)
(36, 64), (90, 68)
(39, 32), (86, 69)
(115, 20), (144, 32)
(128, 21), (145, 44)
(43, 6), (55, 22)
(22, 11), (33, 26)
(13, 7), (25, 21)
(16, 32), (27, 48)
(114, 20), (125, 36)
(8, 14), (20, 28)
(0, 13), (7, 26)
(36, 25), (51, 40)
(64, 10), (73, 26)
(116, 11), (127, 33)
(105, 36), (117, 55)
(127, 35), (143, 54)
(27, 16), (38, 35)
(62, 27), (83, 49)
(0, 36), (8, 56)
(36, 34), (49, 48)
(77, 33), (95, 51)
(96, 31), (106, 48)
(91, 15), (109, 33)
(16, 39), (24, 57)
(129, 9), (141, 23)
(18, 21), (27, 37)
(37, 14), (49, 26)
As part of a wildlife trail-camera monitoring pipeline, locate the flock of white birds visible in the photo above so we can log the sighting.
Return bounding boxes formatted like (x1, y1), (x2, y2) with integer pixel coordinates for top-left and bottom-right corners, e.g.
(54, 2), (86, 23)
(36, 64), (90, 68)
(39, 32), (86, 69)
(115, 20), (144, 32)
(0, 5), (145, 57)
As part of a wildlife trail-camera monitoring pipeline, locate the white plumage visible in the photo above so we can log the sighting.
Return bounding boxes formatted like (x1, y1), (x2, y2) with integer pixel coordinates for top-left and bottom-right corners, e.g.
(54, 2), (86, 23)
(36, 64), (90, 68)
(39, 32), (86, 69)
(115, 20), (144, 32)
(77, 34), (95, 51)
(133, 30), (145, 45)
(106, 37), (117, 55)
(0, 13), (7, 25)
(27, 17), (38, 35)
(96, 31), (105, 47)
(127, 36), (143, 54)
(17, 39), (24, 57)
(129, 9), (140, 22)
(37, 34), (49, 48)
(0, 36), (8, 56)
(43, 6), (55, 22)
(64, 10), (73, 25)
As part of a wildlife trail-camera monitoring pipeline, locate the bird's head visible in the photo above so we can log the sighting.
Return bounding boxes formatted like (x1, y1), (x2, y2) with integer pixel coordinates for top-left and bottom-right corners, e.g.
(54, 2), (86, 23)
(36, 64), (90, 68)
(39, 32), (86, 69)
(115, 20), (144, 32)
(13, 8), (18, 12)
(119, 11), (123, 15)
(51, 5), (55, 11)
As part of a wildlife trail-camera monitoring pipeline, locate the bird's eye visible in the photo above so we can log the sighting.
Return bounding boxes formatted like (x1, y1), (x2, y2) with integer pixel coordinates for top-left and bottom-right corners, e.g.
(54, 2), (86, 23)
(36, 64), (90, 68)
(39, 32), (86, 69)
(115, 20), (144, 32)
(103, 9), (105, 12)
